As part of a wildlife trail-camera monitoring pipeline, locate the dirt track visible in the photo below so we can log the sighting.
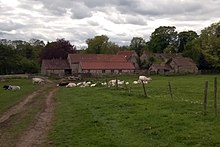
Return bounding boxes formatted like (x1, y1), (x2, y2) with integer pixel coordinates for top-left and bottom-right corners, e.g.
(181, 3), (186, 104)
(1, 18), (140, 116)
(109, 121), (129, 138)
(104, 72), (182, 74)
(0, 83), (57, 147)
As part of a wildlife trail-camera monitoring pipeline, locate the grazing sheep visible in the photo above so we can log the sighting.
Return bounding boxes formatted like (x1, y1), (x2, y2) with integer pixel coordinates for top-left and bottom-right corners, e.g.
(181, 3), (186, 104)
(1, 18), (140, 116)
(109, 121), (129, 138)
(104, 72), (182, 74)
(139, 76), (151, 81)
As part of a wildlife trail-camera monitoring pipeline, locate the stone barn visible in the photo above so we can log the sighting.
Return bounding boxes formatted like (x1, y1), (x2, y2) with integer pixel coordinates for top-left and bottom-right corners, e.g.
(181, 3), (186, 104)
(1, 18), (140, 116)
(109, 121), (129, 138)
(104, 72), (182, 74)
(78, 61), (135, 75)
(41, 59), (71, 76)
(168, 57), (198, 74)
(67, 54), (134, 75)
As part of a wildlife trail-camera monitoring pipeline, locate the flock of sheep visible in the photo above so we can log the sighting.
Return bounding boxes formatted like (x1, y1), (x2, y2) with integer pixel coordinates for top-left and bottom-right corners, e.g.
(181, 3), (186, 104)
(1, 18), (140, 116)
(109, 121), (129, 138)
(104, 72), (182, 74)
(56, 75), (152, 88)
(2, 76), (152, 91)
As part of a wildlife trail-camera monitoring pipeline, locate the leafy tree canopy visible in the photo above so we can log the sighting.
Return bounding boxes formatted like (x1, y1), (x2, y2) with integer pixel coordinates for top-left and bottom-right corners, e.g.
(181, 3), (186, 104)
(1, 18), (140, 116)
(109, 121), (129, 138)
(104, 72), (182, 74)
(41, 38), (76, 59)
(148, 26), (178, 53)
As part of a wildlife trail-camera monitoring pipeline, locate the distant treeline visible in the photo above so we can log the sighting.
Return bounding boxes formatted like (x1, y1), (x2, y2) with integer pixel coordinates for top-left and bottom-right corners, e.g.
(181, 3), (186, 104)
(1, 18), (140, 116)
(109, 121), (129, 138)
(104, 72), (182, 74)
(0, 21), (220, 75)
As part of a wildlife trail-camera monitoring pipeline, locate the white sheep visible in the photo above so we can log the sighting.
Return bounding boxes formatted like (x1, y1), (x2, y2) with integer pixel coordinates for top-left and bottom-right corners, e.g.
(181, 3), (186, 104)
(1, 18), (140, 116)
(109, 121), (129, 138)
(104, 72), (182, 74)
(8, 85), (20, 90)
(139, 76), (152, 82)
(90, 83), (97, 87)
(32, 77), (44, 84)
(66, 83), (76, 88)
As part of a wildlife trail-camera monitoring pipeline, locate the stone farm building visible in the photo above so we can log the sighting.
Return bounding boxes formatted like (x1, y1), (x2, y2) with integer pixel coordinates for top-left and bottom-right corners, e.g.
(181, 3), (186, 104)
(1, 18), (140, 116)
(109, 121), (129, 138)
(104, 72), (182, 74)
(148, 53), (198, 74)
(41, 59), (71, 76)
(41, 54), (135, 76)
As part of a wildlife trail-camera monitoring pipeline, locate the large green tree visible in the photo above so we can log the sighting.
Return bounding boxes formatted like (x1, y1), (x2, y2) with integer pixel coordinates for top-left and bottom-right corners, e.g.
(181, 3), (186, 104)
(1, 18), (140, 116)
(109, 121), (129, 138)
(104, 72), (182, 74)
(148, 26), (178, 53)
(41, 39), (76, 59)
(199, 22), (220, 68)
(86, 35), (109, 54)
(178, 31), (198, 52)
(129, 37), (146, 56)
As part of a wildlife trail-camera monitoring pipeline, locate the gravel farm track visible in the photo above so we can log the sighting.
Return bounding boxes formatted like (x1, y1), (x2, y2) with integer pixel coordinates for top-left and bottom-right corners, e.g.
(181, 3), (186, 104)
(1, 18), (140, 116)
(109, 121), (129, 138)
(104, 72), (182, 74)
(0, 81), (57, 147)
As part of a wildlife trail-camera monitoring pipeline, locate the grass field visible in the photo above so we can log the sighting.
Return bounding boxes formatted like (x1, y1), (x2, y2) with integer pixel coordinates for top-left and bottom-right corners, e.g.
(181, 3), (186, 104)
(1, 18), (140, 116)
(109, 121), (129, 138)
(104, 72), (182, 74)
(48, 75), (220, 147)
(0, 79), (37, 114)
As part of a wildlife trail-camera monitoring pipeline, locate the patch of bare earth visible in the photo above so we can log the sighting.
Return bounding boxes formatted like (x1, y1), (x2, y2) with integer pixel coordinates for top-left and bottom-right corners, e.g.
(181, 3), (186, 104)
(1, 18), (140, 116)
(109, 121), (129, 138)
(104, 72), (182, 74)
(16, 87), (57, 147)
(0, 83), (58, 147)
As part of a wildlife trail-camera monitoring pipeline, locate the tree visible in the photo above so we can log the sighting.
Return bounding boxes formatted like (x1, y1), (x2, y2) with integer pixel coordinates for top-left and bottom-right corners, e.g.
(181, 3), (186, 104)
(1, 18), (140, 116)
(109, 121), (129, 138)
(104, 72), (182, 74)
(86, 35), (109, 54)
(199, 21), (220, 68)
(41, 39), (76, 59)
(129, 37), (146, 56)
(178, 31), (198, 52)
(148, 26), (178, 53)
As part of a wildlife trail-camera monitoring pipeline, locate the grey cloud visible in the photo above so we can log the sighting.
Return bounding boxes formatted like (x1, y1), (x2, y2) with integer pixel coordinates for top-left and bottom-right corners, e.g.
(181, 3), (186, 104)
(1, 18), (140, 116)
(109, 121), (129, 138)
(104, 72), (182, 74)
(0, 21), (25, 31)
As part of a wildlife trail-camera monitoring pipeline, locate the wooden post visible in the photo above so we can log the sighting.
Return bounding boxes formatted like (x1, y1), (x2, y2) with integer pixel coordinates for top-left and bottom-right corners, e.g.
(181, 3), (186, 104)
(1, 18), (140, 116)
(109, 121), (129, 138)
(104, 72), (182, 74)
(142, 81), (147, 97)
(214, 77), (218, 116)
(204, 81), (208, 115)
(168, 82), (173, 100)
(106, 79), (108, 88)
(116, 77), (118, 89)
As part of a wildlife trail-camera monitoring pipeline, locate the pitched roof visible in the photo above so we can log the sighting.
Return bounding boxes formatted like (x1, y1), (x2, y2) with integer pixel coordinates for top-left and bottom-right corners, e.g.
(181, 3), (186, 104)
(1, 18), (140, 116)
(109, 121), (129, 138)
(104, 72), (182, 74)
(150, 64), (171, 70)
(171, 57), (197, 67)
(80, 62), (135, 70)
(42, 59), (70, 70)
(68, 54), (127, 63)
(155, 53), (183, 61)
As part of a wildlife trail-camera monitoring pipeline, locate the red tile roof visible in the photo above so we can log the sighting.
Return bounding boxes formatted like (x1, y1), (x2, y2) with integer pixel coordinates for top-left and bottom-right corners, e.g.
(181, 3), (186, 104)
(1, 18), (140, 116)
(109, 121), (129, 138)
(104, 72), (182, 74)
(80, 62), (135, 70)
(68, 54), (127, 63)
(117, 51), (136, 59)
(42, 59), (70, 70)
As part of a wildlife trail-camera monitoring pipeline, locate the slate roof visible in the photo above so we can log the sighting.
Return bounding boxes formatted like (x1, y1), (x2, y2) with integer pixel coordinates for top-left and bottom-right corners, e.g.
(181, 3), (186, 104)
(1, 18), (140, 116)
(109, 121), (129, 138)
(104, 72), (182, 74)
(80, 62), (135, 70)
(171, 57), (197, 67)
(42, 59), (70, 70)
(68, 54), (127, 63)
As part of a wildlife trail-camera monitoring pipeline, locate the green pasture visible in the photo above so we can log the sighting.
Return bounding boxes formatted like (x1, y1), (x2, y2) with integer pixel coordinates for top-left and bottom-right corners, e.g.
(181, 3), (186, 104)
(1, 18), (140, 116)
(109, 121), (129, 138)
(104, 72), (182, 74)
(0, 79), (37, 114)
(49, 75), (220, 147)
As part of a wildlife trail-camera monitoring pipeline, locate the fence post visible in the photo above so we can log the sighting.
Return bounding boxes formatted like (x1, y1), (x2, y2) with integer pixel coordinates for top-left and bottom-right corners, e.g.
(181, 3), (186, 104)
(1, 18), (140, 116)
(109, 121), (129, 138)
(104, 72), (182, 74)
(168, 82), (173, 100)
(116, 77), (118, 89)
(142, 81), (147, 97)
(214, 77), (218, 116)
(204, 81), (208, 115)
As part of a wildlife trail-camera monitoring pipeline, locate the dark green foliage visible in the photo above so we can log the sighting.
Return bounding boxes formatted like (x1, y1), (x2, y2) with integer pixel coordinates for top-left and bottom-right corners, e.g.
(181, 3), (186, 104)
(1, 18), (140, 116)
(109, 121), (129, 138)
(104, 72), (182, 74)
(178, 31), (198, 52)
(41, 38), (76, 59)
(129, 37), (146, 56)
(86, 35), (120, 54)
(148, 26), (178, 53)
(0, 39), (44, 74)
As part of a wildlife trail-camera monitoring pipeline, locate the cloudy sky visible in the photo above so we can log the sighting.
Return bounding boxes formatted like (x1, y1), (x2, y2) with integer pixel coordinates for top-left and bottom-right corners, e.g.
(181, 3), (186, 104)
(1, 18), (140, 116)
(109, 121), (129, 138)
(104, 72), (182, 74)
(0, 0), (219, 48)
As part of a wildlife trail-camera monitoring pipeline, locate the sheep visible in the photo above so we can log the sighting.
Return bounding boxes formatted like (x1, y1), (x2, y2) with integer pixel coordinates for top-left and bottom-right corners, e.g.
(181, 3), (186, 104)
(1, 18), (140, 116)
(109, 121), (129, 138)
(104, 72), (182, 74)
(57, 82), (69, 87)
(90, 83), (97, 87)
(8, 85), (20, 90)
(3, 85), (10, 90)
(66, 83), (77, 88)
(101, 82), (107, 86)
(139, 76), (152, 82)
(32, 78), (44, 85)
